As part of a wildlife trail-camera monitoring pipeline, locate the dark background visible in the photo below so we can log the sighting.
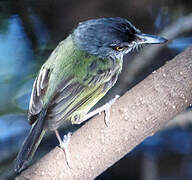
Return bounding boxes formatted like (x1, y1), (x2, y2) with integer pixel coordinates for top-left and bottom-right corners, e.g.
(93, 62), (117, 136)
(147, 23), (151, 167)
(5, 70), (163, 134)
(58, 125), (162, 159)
(0, 0), (192, 179)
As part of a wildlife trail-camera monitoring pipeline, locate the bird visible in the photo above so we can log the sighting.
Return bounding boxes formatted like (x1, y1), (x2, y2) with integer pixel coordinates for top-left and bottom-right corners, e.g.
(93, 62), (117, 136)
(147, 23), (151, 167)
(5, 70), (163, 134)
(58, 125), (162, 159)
(15, 17), (167, 173)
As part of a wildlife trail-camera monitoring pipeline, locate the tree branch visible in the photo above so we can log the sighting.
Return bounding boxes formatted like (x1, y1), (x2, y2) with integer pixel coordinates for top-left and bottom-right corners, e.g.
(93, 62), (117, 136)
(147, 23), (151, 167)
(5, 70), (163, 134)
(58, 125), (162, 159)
(16, 46), (192, 180)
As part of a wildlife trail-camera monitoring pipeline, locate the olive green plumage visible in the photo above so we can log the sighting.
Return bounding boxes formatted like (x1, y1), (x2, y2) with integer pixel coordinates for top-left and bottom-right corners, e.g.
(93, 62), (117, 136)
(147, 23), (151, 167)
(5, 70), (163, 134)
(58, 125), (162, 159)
(37, 35), (122, 130)
(15, 17), (167, 173)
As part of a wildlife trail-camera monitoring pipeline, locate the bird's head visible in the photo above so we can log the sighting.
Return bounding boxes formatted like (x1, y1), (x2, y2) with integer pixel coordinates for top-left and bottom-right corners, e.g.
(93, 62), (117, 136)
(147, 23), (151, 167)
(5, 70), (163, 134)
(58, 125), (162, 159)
(72, 17), (167, 60)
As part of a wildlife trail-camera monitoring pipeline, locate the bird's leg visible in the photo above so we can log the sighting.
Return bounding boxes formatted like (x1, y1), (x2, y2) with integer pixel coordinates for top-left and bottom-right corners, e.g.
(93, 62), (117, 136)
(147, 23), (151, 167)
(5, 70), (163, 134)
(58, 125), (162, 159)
(74, 95), (120, 126)
(54, 130), (72, 167)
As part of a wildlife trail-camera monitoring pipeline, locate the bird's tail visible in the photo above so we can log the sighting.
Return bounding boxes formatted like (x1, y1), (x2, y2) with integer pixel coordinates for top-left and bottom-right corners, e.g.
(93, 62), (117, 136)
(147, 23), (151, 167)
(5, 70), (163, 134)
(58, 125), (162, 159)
(15, 109), (47, 173)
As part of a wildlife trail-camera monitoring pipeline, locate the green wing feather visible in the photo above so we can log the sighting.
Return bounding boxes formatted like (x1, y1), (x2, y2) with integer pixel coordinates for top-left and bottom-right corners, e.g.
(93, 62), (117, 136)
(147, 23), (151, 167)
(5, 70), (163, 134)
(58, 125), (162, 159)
(29, 68), (106, 130)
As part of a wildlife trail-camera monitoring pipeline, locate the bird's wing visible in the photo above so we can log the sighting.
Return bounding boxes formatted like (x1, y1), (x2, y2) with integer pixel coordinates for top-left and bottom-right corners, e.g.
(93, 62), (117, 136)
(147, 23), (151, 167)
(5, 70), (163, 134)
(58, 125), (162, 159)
(45, 77), (104, 129)
(28, 65), (107, 128)
(28, 67), (51, 125)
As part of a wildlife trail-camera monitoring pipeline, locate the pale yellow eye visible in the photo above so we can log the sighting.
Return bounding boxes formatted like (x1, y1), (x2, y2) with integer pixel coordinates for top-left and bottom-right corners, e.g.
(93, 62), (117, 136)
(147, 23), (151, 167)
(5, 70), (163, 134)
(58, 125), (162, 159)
(115, 46), (124, 51)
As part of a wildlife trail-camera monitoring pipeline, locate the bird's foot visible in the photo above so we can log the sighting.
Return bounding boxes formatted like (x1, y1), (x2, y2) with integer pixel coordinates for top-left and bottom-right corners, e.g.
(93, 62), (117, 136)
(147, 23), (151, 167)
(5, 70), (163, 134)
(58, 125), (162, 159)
(103, 95), (119, 126)
(74, 95), (120, 126)
(60, 132), (72, 167)
(55, 130), (72, 168)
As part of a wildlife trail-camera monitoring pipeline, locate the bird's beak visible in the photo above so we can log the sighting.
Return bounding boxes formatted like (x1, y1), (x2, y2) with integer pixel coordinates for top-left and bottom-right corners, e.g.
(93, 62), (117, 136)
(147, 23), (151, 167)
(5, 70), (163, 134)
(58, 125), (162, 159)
(135, 33), (168, 44)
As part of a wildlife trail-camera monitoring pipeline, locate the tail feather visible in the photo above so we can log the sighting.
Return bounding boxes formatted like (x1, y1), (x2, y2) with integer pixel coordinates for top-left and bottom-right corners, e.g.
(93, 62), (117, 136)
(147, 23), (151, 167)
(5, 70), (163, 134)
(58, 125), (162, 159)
(15, 109), (47, 173)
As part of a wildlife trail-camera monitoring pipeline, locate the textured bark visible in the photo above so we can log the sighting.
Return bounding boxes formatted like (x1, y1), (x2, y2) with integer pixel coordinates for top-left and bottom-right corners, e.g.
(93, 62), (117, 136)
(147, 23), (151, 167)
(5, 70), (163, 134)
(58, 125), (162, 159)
(16, 46), (192, 180)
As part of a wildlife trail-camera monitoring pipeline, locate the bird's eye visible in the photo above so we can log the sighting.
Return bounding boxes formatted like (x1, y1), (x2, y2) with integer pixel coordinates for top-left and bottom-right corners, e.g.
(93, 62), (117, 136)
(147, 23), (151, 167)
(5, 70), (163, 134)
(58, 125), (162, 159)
(115, 46), (124, 51)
